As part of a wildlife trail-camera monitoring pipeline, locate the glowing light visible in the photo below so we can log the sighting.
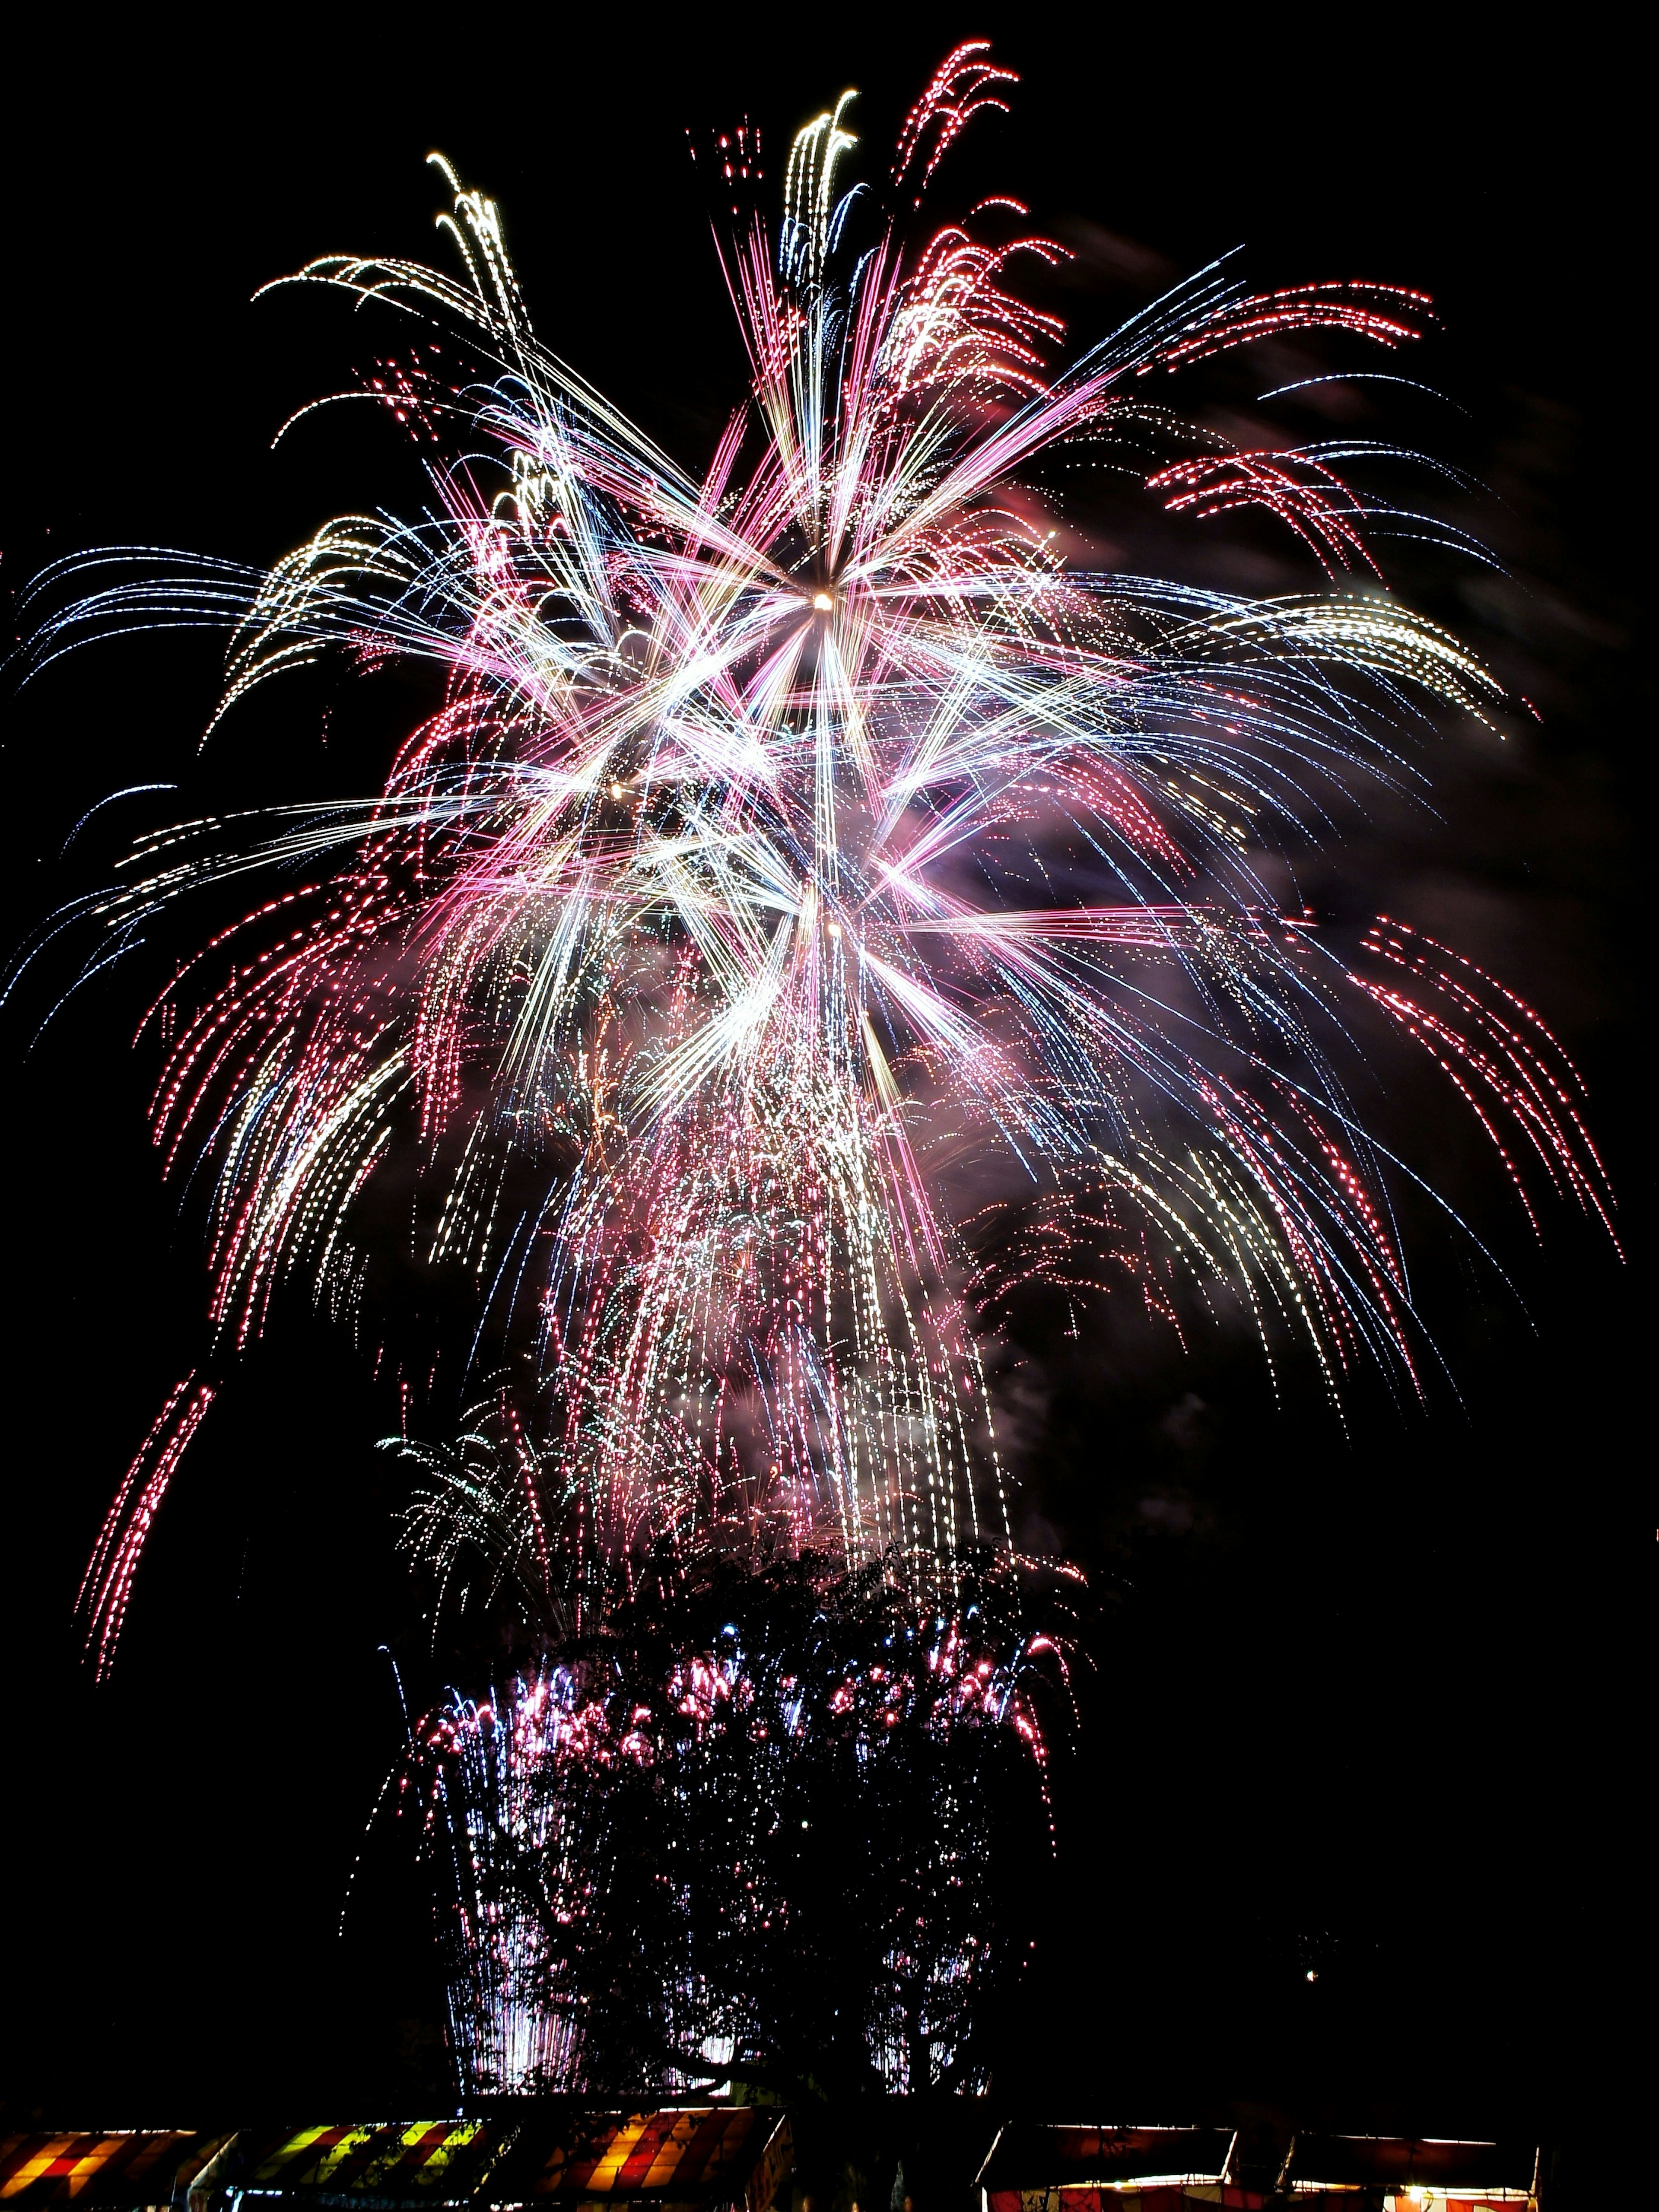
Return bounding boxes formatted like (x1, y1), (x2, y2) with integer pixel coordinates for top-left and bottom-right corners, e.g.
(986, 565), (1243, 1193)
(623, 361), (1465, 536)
(24, 40), (1612, 1700)
(13, 43), (1608, 2103)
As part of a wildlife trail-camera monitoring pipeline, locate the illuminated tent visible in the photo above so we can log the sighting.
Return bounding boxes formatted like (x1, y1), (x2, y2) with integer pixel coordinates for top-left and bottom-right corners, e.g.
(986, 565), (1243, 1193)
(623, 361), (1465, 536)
(974, 2123), (1258, 2212)
(0, 2134), (229, 2209)
(0, 2113), (791, 2212)
(1277, 2135), (1538, 2210)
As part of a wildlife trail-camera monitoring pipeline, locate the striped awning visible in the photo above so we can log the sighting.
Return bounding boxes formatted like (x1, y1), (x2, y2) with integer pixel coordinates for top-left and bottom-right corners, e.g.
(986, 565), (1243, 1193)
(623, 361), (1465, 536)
(534, 2110), (767, 2207)
(0, 2110), (789, 2212)
(239, 2126), (507, 2202)
(0, 2135), (225, 2208)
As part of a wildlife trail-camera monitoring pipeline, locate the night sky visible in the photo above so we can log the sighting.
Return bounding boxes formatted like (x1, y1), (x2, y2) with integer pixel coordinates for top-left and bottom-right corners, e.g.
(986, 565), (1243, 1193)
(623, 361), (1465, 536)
(0, 9), (1641, 2178)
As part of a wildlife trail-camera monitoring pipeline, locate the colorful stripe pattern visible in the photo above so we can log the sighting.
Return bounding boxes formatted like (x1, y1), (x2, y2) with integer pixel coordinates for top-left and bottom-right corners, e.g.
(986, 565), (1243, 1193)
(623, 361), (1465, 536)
(0, 2113), (781, 2212)
(0, 2135), (204, 2206)
(535, 2110), (762, 2205)
(244, 2126), (495, 2197)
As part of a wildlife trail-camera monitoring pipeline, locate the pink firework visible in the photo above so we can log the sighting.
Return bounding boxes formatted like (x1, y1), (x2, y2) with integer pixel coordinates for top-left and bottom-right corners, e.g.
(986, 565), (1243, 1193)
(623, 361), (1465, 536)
(13, 44), (1613, 1667)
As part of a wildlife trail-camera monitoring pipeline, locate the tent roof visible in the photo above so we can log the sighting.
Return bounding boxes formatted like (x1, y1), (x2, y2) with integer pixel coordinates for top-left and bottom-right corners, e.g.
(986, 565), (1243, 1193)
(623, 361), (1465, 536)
(0, 2133), (225, 2208)
(238, 2123), (514, 2203)
(532, 2109), (769, 2203)
(1280, 2135), (1537, 2196)
(977, 2125), (1236, 2191)
(0, 2113), (783, 2212)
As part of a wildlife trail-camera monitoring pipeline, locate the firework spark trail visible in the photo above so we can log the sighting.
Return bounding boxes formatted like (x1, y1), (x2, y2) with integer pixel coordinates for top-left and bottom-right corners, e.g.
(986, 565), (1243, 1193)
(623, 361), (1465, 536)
(76, 1374), (216, 1679)
(10, 42), (1614, 1662)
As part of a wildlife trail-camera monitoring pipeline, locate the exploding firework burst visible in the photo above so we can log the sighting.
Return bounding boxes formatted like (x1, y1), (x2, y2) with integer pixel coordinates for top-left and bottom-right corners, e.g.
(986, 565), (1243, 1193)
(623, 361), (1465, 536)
(413, 1545), (1070, 2094)
(10, 45), (1613, 1684)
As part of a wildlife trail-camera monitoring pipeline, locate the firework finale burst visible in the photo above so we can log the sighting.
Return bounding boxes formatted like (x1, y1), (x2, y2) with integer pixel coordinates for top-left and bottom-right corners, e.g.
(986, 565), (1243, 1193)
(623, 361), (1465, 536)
(8, 42), (1615, 2095)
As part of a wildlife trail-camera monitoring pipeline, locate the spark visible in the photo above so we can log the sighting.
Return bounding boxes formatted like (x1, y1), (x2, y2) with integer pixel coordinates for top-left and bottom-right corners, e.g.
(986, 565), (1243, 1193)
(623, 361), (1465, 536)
(14, 43), (1610, 1684)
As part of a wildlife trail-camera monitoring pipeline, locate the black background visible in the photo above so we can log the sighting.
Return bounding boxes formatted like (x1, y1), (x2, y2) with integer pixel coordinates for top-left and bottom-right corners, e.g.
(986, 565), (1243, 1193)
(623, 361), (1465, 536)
(0, 6), (1644, 2191)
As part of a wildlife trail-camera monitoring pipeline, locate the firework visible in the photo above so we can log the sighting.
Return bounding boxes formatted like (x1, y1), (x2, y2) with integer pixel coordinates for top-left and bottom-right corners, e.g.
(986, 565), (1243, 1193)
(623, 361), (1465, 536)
(11, 44), (1613, 1666)
(414, 1547), (1068, 2094)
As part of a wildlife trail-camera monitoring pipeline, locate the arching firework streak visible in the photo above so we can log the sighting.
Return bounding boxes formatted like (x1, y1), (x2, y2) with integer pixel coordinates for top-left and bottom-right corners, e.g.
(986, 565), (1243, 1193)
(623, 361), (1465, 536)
(22, 44), (1613, 1668)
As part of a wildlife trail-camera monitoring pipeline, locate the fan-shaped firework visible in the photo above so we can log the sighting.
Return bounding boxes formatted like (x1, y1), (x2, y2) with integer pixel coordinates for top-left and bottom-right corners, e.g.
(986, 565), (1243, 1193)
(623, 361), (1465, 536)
(12, 43), (1612, 1680)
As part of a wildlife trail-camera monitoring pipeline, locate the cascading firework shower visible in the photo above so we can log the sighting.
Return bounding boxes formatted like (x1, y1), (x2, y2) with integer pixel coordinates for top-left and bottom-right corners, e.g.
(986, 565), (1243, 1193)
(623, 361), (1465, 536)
(415, 1548), (1067, 2093)
(14, 41), (1613, 1686)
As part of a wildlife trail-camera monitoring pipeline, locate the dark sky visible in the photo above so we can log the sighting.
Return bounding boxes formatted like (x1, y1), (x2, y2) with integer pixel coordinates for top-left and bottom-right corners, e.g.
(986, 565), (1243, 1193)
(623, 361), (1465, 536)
(0, 6), (1643, 2169)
